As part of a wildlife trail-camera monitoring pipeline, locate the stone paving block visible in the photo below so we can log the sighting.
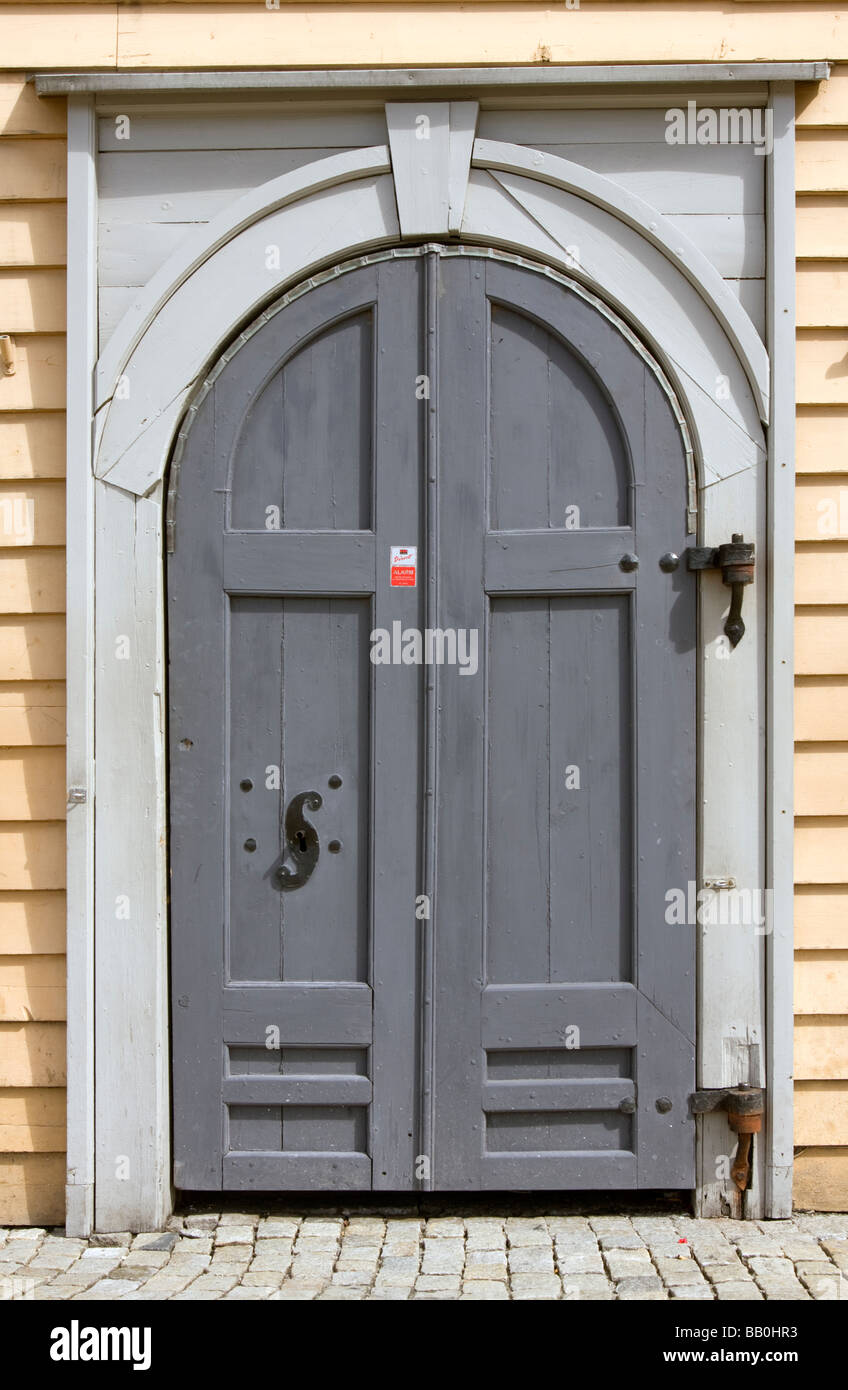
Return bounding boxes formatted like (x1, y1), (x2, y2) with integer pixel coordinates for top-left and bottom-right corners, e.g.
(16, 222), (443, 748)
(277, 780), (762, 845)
(214, 1226), (254, 1247)
(460, 1280), (509, 1299)
(615, 1276), (665, 1297)
(415, 1275), (463, 1293)
(603, 1249), (653, 1281)
(802, 1273), (845, 1300)
(509, 1273), (561, 1299)
(167, 1255), (212, 1274)
(73, 1279), (143, 1299)
(598, 1231), (645, 1251)
(505, 1222), (550, 1248)
(256, 1220), (300, 1240)
(556, 1252), (605, 1275)
(378, 1255), (419, 1277)
(728, 1232), (783, 1257)
(7, 1228), (46, 1242)
(269, 1286), (319, 1300)
(562, 1275), (614, 1301)
(331, 1270), (374, 1287)
(424, 1219), (465, 1239)
(508, 1247), (555, 1274)
(654, 1258), (708, 1287)
(217, 1212), (260, 1226)
(699, 1261), (748, 1283)
(668, 1285), (714, 1300)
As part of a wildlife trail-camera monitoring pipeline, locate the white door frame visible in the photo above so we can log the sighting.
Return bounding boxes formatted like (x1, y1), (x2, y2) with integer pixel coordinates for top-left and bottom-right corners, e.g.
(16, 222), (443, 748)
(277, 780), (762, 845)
(61, 75), (799, 1233)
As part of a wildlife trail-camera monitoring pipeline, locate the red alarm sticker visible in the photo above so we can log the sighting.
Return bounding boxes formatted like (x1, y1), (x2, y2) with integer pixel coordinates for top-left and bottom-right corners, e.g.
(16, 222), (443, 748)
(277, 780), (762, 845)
(390, 545), (417, 587)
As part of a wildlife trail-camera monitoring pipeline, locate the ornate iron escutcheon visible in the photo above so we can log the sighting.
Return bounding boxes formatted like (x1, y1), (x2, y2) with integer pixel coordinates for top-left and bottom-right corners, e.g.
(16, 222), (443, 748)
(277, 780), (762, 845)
(686, 533), (755, 648)
(274, 791), (323, 892)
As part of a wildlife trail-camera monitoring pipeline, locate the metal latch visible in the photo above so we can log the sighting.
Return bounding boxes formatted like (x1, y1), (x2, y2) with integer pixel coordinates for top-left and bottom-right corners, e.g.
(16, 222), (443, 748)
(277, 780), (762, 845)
(690, 1084), (764, 1192)
(686, 533), (755, 648)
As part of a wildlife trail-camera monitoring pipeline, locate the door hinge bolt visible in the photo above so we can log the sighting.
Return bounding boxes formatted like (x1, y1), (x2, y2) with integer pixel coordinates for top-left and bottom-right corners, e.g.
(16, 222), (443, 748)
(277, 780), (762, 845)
(689, 1084), (764, 1192)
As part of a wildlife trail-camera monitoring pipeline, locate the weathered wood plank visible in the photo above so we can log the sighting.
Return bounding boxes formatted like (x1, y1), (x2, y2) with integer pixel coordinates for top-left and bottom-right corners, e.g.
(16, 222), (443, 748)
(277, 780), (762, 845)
(0, 890), (65, 953)
(795, 546), (848, 604)
(0, 269), (66, 333)
(795, 818), (848, 883)
(796, 68), (848, 127)
(795, 1017), (848, 1079)
(0, 481), (64, 546)
(0, 1152), (65, 1225)
(0, 336), (66, 412)
(795, 954), (848, 1016)
(0, 1087), (66, 1152)
(109, 9), (848, 70)
(0, 413), (65, 480)
(0, 822), (65, 890)
(797, 264), (848, 328)
(795, 887), (848, 950)
(0, 748), (66, 820)
(797, 332), (848, 406)
(0, 80), (65, 139)
(0, 205), (67, 266)
(795, 678), (848, 740)
(795, 408), (848, 474)
(97, 108), (386, 152)
(797, 133), (848, 193)
(795, 746), (848, 816)
(0, 1020), (65, 1086)
(0, 549), (66, 614)
(797, 476), (848, 540)
(795, 1082), (848, 1146)
(793, 1147), (848, 1212)
(0, 139), (66, 200)
(796, 197), (848, 260)
(0, 954), (66, 1020)
(0, 615), (65, 680)
(1, 8), (117, 68)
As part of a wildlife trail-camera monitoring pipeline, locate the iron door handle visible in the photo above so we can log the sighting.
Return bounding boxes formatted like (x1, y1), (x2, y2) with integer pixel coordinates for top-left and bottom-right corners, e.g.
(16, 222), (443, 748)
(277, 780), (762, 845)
(274, 790), (322, 892)
(686, 533), (755, 648)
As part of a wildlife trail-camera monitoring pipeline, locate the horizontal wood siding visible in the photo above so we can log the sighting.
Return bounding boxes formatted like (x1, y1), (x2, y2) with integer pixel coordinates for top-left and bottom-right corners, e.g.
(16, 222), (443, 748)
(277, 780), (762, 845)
(0, 74), (66, 1227)
(794, 64), (848, 1213)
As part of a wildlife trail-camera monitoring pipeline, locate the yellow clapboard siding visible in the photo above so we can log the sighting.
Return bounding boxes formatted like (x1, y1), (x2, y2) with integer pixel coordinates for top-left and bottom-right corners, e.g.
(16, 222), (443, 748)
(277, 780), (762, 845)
(795, 1082), (848, 1146)
(795, 610), (848, 676)
(0, 336), (66, 412)
(797, 264), (848, 328)
(0, 748), (66, 821)
(0, 1152), (64, 1225)
(0, 823), (65, 891)
(0, 616), (65, 681)
(797, 332), (848, 406)
(0, 681), (65, 747)
(795, 408), (848, 473)
(796, 817), (848, 881)
(0, 1021), (65, 1086)
(795, 678), (848, 740)
(0, 891), (65, 954)
(0, 481), (64, 548)
(0, 204), (66, 268)
(795, 952), (848, 1014)
(0, 413), (65, 480)
(795, 746), (848, 816)
(0, 79), (65, 139)
(795, 1016), (848, 1079)
(0, 550), (64, 613)
(0, 1087), (65, 1153)
(797, 133), (848, 194)
(797, 198), (848, 260)
(796, 478), (848, 541)
(109, 6), (848, 70)
(0, 954), (65, 1021)
(794, 1148), (848, 1212)
(795, 546), (848, 604)
(795, 888), (848, 950)
(0, 269), (66, 334)
(0, 138), (66, 201)
(797, 67), (848, 127)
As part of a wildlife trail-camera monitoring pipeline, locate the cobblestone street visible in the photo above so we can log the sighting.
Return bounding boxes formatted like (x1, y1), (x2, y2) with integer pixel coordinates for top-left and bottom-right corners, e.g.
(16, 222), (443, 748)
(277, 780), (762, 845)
(2, 1211), (847, 1301)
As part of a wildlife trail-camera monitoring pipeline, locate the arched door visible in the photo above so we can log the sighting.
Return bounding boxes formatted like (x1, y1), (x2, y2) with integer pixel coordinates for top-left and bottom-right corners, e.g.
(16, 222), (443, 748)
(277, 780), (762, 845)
(168, 247), (696, 1193)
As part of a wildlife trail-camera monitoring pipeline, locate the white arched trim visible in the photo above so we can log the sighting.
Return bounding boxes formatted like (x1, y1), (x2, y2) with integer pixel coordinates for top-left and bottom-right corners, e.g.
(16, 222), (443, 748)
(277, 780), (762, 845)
(94, 138), (766, 500)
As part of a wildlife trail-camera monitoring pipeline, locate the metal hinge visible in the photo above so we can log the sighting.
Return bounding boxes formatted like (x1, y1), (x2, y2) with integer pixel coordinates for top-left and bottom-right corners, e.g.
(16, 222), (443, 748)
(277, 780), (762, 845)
(687, 533), (755, 648)
(689, 1084), (764, 1192)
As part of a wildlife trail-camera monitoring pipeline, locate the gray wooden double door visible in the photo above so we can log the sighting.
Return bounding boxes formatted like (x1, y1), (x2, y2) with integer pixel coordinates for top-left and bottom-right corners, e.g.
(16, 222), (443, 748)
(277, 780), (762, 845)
(169, 249), (696, 1192)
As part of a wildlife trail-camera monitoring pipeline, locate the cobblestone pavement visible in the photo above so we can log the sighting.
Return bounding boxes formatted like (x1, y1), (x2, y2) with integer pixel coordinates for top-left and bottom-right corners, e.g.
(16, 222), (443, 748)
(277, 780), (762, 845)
(1, 1212), (847, 1301)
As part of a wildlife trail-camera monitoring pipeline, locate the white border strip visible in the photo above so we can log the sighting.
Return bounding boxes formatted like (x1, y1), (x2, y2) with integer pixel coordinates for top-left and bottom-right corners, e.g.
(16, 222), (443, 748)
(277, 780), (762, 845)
(765, 81), (796, 1220)
(64, 94), (97, 1238)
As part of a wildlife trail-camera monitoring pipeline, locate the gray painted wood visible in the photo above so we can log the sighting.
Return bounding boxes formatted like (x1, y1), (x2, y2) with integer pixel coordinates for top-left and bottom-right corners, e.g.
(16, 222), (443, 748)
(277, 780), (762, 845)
(170, 248), (695, 1193)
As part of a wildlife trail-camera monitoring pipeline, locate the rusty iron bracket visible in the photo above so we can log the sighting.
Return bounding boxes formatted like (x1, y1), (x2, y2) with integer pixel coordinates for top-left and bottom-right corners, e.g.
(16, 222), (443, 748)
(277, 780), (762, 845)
(690, 1085), (764, 1192)
(686, 534), (755, 648)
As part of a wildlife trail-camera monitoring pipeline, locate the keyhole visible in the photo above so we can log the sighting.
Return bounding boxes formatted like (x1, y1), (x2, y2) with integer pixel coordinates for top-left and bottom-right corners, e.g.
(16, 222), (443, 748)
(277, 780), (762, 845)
(295, 830), (307, 852)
